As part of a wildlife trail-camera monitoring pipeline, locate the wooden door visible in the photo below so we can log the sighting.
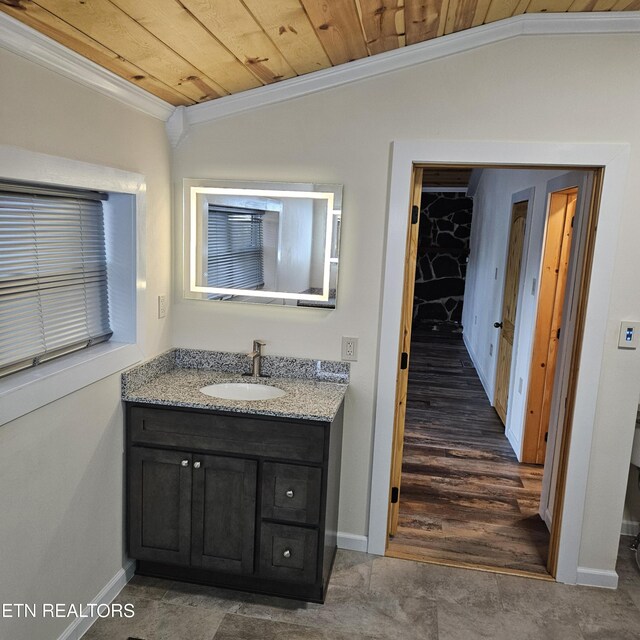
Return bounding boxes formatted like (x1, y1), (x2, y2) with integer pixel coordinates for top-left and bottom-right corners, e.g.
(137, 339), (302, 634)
(191, 454), (257, 574)
(128, 448), (192, 565)
(494, 200), (528, 426)
(522, 190), (576, 464)
(387, 166), (423, 539)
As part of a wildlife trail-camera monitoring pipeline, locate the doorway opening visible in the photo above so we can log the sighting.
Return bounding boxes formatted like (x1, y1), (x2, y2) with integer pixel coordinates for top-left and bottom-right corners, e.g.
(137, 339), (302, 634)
(386, 164), (601, 579)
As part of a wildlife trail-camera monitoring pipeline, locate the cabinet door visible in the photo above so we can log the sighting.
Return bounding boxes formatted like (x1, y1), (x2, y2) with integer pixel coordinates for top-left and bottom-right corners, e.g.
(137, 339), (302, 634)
(129, 448), (192, 565)
(191, 455), (257, 574)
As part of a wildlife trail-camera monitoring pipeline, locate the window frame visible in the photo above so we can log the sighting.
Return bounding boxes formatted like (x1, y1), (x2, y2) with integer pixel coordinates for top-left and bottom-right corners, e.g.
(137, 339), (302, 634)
(0, 145), (145, 427)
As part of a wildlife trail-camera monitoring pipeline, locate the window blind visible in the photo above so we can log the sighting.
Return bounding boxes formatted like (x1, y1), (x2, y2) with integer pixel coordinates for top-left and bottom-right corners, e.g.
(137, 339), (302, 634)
(207, 205), (264, 291)
(0, 186), (112, 377)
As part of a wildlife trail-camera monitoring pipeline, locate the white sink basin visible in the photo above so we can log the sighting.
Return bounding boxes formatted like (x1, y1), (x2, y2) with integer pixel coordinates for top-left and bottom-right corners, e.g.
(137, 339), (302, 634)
(199, 382), (286, 401)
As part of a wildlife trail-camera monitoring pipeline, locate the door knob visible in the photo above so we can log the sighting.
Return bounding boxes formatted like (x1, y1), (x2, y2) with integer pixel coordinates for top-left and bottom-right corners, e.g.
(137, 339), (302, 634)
(494, 322), (503, 328)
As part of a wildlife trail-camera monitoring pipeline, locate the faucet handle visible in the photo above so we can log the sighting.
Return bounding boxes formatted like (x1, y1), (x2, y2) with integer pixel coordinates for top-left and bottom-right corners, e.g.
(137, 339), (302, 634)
(253, 339), (266, 350)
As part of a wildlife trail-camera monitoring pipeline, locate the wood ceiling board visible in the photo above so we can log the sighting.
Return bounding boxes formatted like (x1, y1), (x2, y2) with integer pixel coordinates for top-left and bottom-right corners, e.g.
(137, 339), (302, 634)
(32, 0), (224, 102)
(299, 0), (369, 65)
(444, 0), (481, 33)
(109, 0), (260, 95)
(405, 0), (447, 44)
(0, 1), (195, 106)
(526, 0), (575, 12)
(423, 168), (472, 187)
(241, 0), (332, 75)
(612, 0), (640, 8)
(484, 0), (521, 22)
(356, 0), (404, 55)
(179, 0), (296, 84)
(567, 0), (621, 9)
(470, 0), (494, 25)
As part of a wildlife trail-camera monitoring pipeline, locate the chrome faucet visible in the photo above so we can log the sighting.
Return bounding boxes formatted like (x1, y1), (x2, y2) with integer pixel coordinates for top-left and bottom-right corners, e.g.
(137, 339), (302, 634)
(246, 340), (266, 377)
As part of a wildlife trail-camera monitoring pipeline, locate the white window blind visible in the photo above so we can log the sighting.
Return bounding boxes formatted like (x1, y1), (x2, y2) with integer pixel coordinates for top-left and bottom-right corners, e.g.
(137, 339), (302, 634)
(207, 205), (264, 291)
(0, 183), (112, 377)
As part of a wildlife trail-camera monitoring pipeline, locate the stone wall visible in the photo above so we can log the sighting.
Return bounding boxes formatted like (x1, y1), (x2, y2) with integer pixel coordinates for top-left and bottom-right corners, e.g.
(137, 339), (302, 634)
(413, 192), (473, 328)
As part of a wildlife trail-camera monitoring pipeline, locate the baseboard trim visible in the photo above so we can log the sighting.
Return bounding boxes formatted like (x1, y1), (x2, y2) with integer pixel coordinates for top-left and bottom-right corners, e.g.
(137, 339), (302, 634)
(576, 566), (619, 590)
(463, 333), (493, 402)
(622, 519), (640, 537)
(337, 532), (369, 553)
(58, 560), (136, 640)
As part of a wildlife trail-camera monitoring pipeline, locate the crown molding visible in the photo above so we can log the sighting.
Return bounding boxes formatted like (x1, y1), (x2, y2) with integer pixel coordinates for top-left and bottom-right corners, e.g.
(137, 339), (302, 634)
(185, 12), (640, 130)
(1, 10), (638, 136)
(0, 11), (174, 122)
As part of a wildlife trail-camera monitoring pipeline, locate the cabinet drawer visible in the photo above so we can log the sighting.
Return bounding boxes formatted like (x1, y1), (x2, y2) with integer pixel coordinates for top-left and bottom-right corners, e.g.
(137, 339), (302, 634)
(129, 406), (325, 463)
(262, 463), (322, 525)
(259, 523), (318, 584)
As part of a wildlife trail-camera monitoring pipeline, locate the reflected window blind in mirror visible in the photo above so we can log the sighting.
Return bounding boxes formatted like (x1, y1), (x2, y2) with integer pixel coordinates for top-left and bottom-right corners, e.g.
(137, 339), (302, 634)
(0, 182), (112, 377)
(208, 205), (264, 292)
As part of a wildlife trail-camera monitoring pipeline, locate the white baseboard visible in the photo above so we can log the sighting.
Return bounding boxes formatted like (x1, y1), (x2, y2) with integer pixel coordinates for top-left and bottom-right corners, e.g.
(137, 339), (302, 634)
(58, 560), (136, 640)
(542, 507), (553, 531)
(622, 519), (640, 537)
(576, 566), (619, 590)
(463, 333), (493, 403)
(337, 532), (369, 553)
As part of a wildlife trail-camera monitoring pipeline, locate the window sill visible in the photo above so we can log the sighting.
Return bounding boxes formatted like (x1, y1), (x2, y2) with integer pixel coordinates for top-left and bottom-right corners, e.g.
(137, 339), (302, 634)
(0, 342), (143, 427)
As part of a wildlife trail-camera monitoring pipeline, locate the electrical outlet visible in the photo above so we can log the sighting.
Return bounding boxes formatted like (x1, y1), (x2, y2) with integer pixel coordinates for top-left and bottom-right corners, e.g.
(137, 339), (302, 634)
(341, 337), (358, 362)
(158, 295), (167, 319)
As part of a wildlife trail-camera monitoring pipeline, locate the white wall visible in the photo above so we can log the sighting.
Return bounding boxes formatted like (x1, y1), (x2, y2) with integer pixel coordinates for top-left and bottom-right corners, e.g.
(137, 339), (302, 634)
(462, 168), (569, 458)
(172, 32), (640, 578)
(0, 48), (171, 640)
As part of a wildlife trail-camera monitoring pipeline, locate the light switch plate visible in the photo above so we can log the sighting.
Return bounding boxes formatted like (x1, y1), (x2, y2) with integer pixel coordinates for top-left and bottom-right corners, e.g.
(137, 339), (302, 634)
(158, 295), (167, 319)
(618, 321), (640, 349)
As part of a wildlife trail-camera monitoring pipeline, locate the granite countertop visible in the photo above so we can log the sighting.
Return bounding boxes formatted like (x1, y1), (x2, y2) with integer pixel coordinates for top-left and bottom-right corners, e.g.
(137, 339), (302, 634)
(121, 348), (349, 422)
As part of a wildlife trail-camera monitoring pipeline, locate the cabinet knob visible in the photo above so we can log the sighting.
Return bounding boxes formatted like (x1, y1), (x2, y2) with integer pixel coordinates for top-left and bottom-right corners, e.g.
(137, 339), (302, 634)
(285, 489), (294, 498)
(193, 461), (201, 469)
(181, 459), (189, 467)
(283, 549), (292, 559)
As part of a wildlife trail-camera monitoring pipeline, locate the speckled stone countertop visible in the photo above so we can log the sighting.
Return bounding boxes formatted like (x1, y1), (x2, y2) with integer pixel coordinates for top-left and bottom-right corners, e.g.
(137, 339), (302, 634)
(121, 348), (349, 422)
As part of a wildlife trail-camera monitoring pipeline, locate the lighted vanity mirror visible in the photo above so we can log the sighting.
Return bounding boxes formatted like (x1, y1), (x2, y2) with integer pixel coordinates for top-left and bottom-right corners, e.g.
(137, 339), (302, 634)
(184, 179), (342, 308)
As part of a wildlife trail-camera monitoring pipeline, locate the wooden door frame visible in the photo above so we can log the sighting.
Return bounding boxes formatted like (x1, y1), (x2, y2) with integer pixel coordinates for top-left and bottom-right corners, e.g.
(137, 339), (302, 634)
(368, 140), (628, 586)
(386, 162), (602, 578)
(387, 166), (423, 539)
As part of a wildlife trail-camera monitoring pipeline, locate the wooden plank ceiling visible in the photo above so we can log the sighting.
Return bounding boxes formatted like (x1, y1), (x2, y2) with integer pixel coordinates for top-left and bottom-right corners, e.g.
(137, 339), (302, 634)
(1, 0), (638, 107)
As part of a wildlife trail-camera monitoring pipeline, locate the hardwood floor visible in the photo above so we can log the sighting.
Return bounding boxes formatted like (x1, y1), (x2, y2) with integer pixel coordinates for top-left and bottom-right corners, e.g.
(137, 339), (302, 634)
(387, 328), (550, 577)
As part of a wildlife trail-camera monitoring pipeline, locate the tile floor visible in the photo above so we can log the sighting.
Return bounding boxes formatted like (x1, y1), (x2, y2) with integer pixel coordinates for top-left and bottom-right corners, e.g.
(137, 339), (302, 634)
(83, 537), (640, 639)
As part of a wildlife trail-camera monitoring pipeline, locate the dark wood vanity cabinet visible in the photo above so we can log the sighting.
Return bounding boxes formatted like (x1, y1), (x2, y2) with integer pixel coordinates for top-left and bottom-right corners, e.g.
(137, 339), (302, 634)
(125, 402), (343, 603)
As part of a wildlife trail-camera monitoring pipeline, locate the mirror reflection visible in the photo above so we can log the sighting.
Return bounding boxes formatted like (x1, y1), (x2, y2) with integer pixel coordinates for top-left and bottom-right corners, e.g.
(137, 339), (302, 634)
(185, 180), (342, 308)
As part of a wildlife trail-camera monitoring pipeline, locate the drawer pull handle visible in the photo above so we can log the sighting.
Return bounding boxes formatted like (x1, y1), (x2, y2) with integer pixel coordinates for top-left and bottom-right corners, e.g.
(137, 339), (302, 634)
(283, 549), (292, 559)
(193, 461), (201, 469)
(181, 459), (189, 467)
(285, 489), (294, 498)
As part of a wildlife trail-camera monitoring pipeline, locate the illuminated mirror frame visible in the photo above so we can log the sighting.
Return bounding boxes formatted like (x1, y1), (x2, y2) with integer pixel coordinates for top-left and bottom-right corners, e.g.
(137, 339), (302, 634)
(184, 179), (342, 305)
